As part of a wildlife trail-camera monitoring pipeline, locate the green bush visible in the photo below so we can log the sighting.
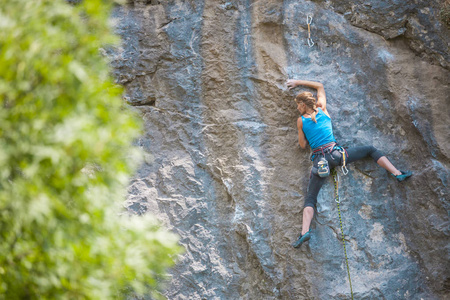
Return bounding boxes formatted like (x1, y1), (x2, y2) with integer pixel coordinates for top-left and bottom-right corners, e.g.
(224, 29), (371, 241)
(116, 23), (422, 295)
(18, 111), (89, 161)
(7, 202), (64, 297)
(0, 0), (182, 298)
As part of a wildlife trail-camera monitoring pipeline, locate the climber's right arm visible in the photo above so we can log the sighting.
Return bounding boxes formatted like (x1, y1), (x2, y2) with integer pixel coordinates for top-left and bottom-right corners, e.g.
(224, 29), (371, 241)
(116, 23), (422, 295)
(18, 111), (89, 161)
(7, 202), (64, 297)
(297, 117), (308, 149)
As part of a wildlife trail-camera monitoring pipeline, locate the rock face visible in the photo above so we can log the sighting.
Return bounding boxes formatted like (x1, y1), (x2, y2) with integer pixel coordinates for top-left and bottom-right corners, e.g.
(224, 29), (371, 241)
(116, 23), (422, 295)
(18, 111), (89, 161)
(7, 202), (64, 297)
(109, 1), (449, 299)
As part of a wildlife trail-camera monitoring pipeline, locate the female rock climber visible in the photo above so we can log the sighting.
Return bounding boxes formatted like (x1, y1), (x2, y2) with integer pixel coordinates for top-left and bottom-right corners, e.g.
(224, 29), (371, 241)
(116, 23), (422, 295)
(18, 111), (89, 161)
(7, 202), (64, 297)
(286, 79), (412, 248)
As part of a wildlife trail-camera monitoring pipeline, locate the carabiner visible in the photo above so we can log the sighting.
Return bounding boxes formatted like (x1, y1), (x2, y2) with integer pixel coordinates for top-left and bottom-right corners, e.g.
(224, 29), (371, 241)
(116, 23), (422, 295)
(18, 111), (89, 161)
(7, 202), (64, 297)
(342, 165), (349, 175)
(307, 38), (315, 48)
(307, 15), (313, 25)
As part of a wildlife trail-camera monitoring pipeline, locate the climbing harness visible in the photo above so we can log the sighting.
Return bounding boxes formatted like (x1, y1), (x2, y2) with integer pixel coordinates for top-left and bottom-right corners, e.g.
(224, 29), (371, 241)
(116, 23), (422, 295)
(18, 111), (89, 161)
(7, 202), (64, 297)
(331, 168), (354, 300)
(311, 142), (336, 161)
(307, 15), (315, 48)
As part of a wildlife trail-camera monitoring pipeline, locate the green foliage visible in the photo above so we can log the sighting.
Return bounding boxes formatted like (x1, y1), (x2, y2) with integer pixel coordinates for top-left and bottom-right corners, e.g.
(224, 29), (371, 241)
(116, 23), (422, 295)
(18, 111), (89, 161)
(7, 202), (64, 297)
(0, 0), (182, 298)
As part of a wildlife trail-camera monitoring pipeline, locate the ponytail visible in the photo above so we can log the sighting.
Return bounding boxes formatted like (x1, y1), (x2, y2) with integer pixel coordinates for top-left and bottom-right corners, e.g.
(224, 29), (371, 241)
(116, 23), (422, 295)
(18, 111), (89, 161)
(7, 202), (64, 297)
(311, 108), (318, 123)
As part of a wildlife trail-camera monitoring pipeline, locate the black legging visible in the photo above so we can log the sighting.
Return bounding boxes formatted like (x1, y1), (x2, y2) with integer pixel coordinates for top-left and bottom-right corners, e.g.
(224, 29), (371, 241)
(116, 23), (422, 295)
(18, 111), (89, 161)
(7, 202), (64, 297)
(304, 145), (384, 208)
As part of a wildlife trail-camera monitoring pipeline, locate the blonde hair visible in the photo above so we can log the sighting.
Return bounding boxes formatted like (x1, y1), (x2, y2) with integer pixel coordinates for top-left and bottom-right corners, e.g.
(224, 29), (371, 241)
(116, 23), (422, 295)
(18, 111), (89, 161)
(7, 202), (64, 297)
(295, 91), (318, 123)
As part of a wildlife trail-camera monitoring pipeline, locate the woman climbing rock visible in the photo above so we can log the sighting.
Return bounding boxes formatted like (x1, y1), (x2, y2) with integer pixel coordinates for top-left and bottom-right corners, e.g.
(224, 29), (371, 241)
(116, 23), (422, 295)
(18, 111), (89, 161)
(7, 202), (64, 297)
(287, 79), (412, 248)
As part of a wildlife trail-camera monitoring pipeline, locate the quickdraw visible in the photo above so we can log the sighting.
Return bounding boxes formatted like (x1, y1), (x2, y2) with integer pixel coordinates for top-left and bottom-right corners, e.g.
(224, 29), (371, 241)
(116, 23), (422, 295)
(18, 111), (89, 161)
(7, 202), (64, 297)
(337, 146), (349, 175)
(332, 168), (354, 299)
(307, 15), (314, 48)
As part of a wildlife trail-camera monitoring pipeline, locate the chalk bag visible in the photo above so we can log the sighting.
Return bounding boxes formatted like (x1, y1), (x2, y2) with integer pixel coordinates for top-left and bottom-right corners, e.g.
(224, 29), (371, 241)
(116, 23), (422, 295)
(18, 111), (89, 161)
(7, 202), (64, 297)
(317, 157), (330, 177)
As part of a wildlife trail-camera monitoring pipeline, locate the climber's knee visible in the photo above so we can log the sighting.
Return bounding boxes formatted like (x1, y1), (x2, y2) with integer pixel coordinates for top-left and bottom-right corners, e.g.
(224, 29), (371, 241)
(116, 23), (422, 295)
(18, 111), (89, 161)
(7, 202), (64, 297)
(303, 198), (317, 209)
(368, 145), (384, 162)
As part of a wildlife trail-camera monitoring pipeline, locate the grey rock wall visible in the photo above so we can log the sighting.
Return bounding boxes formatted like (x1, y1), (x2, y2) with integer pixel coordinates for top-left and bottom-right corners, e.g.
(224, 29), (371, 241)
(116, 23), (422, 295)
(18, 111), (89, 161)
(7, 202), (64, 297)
(109, 1), (449, 299)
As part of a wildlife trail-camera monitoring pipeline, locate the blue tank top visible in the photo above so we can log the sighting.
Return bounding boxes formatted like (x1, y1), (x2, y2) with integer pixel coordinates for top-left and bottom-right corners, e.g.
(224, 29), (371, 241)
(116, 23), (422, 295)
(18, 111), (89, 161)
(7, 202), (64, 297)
(302, 108), (336, 149)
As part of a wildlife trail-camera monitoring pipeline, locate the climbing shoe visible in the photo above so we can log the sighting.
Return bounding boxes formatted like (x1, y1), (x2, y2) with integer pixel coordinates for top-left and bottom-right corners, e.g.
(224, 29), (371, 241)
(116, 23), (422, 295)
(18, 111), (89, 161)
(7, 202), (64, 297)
(393, 170), (413, 182)
(292, 230), (311, 248)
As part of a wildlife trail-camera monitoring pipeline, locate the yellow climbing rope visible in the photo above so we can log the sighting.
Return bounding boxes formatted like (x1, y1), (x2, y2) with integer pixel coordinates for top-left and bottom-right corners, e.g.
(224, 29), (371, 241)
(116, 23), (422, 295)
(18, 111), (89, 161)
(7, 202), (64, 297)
(332, 168), (354, 300)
